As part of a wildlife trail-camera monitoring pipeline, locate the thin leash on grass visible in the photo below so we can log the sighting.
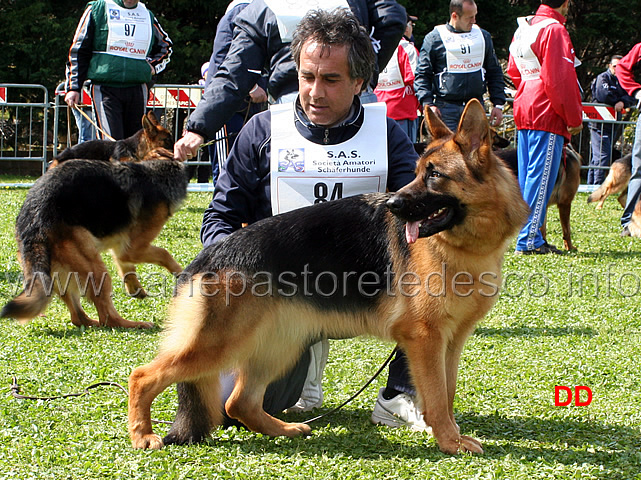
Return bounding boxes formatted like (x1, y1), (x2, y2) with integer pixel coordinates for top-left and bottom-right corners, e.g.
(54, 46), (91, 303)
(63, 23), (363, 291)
(7, 346), (397, 427)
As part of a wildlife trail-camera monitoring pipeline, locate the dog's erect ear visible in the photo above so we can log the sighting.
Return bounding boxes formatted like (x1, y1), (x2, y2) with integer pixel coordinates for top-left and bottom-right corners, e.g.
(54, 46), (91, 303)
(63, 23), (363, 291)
(142, 112), (160, 138)
(425, 105), (453, 140)
(454, 99), (492, 171)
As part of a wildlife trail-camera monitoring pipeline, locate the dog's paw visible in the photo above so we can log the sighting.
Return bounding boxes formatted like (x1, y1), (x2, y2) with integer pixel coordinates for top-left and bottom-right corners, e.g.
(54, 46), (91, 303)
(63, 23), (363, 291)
(281, 422), (312, 437)
(437, 435), (483, 455)
(131, 433), (164, 450)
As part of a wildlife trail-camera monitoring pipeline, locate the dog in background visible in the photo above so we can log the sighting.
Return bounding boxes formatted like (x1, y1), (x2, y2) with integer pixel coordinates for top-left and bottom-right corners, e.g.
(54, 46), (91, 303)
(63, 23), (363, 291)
(1, 148), (187, 329)
(494, 144), (582, 251)
(586, 153), (631, 209)
(49, 111), (174, 168)
(127, 100), (528, 454)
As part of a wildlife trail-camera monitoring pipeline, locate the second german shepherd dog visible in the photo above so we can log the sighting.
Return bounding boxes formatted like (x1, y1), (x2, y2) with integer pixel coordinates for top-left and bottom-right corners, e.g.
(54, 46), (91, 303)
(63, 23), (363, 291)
(1, 148), (187, 329)
(127, 100), (528, 454)
(587, 153), (631, 210)
(49, 111), (174, 168)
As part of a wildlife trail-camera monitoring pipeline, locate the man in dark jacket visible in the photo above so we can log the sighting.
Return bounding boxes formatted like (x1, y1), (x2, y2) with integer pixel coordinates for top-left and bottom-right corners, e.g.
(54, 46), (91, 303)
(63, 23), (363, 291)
(166, 10), (430, 446)
(174, 0), (407, 161)
(414, 0), (505, 131)
(587, 55), (635, 185)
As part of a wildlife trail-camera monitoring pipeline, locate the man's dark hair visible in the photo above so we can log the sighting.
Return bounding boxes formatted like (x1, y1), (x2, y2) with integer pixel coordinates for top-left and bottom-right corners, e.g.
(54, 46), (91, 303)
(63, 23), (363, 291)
(450, 0), (475, 16)
(290, 8), (375, 92)
(610, 55), (623, 64)
(540, 0), (566, 8)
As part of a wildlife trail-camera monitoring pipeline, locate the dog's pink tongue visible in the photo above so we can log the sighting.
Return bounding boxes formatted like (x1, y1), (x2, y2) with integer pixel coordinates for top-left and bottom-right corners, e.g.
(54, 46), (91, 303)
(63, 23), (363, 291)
(405, 221), (420, 244)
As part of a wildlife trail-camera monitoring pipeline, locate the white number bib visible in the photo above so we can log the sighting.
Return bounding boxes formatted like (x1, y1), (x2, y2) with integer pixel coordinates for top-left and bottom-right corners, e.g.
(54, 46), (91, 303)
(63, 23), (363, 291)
(509, 17), (558, 81)
(270, 102), (388, 215)
(263, 0), (350, 43)
(435, 24), (485, 73)
(105, 0), (152, 60)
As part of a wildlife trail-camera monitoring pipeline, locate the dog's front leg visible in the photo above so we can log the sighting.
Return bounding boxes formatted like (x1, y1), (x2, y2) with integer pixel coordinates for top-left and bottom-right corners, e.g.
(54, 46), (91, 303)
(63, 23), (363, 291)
(401, 329), (483, 454)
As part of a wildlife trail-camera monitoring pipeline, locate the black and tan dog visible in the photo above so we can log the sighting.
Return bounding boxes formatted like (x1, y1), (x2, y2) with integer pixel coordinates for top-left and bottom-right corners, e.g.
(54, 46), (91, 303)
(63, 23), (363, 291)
(127, 100), (528, 454)
(587, 153), (631, 210)
(1, 148), (187, 329)
(494, 144), (582, 251)
(49, 111), (174, 168)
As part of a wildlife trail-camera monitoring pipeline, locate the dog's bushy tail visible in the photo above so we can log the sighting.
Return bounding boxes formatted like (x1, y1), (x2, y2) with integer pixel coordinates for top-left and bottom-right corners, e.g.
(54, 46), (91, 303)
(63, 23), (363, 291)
(1, 239), (53, 323)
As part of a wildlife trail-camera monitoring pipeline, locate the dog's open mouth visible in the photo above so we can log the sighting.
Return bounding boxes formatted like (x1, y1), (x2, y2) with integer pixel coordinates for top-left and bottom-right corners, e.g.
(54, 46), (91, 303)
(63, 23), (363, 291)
(404, 206), (454, 244)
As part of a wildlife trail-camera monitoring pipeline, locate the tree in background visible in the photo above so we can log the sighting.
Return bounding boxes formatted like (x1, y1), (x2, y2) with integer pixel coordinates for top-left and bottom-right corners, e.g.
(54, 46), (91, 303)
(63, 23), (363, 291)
(1, 0), (641, 96)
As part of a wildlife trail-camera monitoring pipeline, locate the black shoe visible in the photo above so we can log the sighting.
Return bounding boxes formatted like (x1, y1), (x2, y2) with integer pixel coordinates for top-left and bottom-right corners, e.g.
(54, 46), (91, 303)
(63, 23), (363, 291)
(621, 226), (631, 237)
(515, 242), (565, 255)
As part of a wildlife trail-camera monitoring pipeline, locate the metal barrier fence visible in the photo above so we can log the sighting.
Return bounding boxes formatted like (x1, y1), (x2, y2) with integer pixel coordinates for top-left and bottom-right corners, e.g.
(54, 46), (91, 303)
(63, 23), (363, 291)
(0, 83), (637, 194)
(0, 84), (49, 176)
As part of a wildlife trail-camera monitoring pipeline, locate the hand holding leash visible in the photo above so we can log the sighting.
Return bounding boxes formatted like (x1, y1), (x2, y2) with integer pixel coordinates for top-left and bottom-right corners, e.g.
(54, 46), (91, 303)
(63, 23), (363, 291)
(174, 131), (204, 161)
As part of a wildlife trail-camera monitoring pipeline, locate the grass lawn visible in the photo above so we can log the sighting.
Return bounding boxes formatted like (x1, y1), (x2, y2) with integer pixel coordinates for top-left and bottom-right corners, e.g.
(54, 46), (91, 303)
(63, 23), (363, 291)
(0, 177), (640, 479)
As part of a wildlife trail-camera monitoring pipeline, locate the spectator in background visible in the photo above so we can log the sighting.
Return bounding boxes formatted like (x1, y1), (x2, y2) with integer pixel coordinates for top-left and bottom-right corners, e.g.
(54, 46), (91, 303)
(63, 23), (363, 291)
(414, 0), (505, 132)
(206, 0), (268, 186)
(64, 0), (172, 140)
(507, 0), (583, 254)
(375, 14), (421, 142)
(587, 55), (634, 185)
(615, 43), (641, 236)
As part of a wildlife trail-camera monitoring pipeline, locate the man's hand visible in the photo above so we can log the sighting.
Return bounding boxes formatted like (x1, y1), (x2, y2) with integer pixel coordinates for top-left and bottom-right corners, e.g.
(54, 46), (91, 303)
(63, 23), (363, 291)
(614, 101), (625, 113)
(174, 131), (204, 161)
(567, 124), (583, 136)
(64, 91), (80, 107)
(489, 106), (503, 127)
(249, 85), (268, 104)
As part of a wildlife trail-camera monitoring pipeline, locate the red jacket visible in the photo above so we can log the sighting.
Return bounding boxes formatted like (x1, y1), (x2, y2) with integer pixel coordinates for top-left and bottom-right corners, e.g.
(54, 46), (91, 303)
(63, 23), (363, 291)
(375, 40), (420, 121)
(507, 5), (583, 140)
(616, 43), (641, 98)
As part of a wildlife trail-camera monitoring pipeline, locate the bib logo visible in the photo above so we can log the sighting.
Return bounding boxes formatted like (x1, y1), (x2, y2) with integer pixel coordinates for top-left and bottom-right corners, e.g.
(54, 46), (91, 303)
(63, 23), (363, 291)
(109, 9), (120, 20)
(278, 148), (305, 172)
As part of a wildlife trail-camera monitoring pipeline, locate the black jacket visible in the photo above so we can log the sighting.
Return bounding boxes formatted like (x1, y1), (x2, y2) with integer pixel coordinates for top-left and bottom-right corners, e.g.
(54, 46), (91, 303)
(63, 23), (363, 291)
(186, 0), (407, 140)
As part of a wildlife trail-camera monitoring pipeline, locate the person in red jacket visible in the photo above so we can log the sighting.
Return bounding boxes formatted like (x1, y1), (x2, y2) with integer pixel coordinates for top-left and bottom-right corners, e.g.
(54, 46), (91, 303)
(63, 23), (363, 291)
(615, 43), (641, 236)
(375, 14), (421, 142)
(507, 0), (583, 254)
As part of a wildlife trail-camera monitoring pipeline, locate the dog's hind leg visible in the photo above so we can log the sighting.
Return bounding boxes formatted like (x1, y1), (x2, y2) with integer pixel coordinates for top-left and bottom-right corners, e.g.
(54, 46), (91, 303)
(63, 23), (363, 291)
(59, 291), (100, 327)
(225, 364), (312, 438)
(112, 254), (147, 299)
(129, 355), (221, 449)
(163, 378), (222, 446)
(558, 202), (574, 251)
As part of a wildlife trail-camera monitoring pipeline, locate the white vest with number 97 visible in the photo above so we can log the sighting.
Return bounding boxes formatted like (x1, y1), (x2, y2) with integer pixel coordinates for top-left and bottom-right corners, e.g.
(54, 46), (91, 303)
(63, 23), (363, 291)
(270, 102), (388, 215)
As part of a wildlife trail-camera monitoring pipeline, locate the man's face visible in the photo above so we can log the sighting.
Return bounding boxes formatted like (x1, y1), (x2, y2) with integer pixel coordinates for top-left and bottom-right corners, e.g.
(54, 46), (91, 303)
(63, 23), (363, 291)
(298, 40), (364, 127)
(609, 59), (619, 75)
(123, 0), (138, 8)
(451, 1), (477, 32)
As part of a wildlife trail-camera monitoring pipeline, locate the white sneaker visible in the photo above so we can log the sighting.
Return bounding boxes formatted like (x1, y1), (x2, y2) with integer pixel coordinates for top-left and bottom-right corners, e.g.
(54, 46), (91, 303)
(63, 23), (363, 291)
(370, 387), (432, 433)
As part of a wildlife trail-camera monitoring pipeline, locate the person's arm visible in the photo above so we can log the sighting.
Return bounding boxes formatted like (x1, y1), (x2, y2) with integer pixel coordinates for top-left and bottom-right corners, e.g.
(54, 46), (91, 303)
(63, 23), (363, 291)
(64, 5), (95, 102)
(200, 114), (270, 247)
(386, 119), (419, 191)
(186, 2), (277, 141)
(147, 15), (173, 75)
(414, 32), (437, 108)
(616, 43), (641, 99)
(483, 32), (506, 110)
(366, 0), (407, 79)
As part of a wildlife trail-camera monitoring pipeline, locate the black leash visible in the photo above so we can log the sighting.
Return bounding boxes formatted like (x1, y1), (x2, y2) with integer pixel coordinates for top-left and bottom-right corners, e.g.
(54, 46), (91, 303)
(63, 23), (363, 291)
(8, 346), (397, 426)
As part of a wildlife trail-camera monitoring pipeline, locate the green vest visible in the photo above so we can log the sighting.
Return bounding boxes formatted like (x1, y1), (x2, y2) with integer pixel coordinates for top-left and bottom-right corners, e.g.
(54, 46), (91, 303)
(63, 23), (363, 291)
(87, 0), (154, 87)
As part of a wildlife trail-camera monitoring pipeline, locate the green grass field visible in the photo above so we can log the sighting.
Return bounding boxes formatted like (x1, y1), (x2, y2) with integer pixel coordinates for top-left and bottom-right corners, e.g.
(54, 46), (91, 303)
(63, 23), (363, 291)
(0, 179), (640, 479)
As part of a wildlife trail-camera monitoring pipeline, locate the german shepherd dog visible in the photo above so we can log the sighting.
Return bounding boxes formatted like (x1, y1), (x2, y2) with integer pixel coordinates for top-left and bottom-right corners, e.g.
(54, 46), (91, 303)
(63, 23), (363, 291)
(587, 153), (631, 209)
(49, 111), (174, 168)
(127, 100), (528, 454)
(1, 148), (187, 329)
(494, 144), (582, 251)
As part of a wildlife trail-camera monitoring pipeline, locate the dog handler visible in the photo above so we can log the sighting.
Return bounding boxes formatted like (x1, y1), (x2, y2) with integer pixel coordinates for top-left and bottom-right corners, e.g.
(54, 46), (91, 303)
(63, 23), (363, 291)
(164, 9), (430, 445)
(507, 0), (583, 254)
(64, 0), (172, 140)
